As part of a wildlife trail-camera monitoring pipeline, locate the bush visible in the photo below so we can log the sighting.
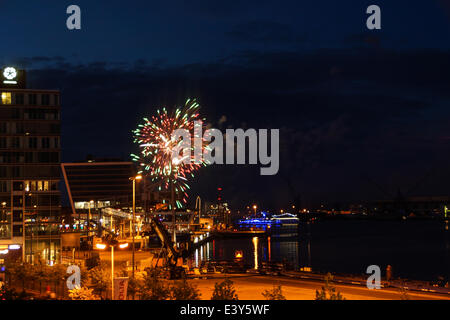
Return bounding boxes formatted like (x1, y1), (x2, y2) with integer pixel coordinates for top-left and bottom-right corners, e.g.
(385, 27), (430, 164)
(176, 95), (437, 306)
(88, 262), (110, 297)
(315, 273), (345, 300)
(398, 282), (410, 300)
(262, 285), (286, 300)
(211, 279), (238, 300)
(169, 279), (201, 300)
(5, 262), (33, 292)
(139, 269), (170, 300)
(32, 263), (51, 294)
(68, 286), (100, 300)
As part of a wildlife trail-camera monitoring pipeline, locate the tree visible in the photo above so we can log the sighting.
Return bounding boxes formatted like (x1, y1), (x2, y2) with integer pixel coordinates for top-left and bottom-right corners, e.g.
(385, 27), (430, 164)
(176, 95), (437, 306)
(88, 263), (110, 298)
(169, 278), (201, 300)
(68, 286), (100, 300)
(6, 262), (31, 292)
(211, 279), (238, 300)
(138, 269), (170, 300)
(261, 285), (286, 300)
(49, 264), (67, 295)
(127, 271), (146, 300)
(0, 284), (31, 300)
(33, 263), (51, 294)
(315, 273), (345, 300)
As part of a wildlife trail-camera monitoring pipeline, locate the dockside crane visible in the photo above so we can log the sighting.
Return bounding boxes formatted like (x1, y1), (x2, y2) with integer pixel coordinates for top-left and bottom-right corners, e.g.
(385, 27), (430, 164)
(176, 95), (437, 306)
(143, 216), (187, 279)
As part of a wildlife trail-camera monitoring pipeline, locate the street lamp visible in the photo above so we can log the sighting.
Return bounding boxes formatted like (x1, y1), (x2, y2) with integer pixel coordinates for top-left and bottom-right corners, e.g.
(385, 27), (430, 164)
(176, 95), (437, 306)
(195, 196), (201, 222)
(253, 205), (257, 218)
(88, 200), (94, 237)
(95, 241), (129, 300)
(129, 175), (142, 280)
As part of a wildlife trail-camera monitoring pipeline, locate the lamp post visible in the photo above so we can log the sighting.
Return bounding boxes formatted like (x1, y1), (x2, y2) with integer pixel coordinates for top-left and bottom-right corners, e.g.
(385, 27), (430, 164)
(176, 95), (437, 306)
(129, 175), (142, 280)
(195, 196), (201, 223)
(96, 241), (128, 300)
(171, 180), (176, 243)
(253, 205), (257, 218)
(88, 200), (94, 237)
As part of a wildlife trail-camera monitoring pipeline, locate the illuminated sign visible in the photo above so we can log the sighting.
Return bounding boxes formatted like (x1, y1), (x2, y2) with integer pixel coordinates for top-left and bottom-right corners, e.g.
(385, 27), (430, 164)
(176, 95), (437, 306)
(1, 66), (26, 88)
(3, 67), (17, 84)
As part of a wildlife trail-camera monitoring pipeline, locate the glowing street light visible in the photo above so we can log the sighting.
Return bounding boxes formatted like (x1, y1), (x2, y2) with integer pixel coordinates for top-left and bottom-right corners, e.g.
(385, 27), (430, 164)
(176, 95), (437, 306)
(88, 200), (94, 236)
(95, 243), (106, 250)
(95, 241), (129, 300)
(253, 205), (257, 217)
(119, 242), (129, 249)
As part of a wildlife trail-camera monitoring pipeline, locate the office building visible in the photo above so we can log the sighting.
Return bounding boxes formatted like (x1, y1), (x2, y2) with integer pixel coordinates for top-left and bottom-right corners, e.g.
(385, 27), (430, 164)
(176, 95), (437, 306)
(0, 66), (61, 264)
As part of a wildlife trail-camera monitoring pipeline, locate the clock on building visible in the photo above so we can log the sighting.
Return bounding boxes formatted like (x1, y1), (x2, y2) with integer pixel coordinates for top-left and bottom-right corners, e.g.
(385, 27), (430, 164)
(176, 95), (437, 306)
(3, 67), (17, 80)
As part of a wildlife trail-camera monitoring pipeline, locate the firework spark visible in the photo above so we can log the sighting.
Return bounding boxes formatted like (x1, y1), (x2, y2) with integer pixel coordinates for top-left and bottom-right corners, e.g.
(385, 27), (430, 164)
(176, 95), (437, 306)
(131, 98), (208, 208)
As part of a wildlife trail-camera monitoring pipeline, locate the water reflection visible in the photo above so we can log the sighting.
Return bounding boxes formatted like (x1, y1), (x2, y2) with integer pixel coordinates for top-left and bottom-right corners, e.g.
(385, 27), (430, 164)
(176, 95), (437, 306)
(195, 248), (198, 268)
(193, 235), (303, 270)
(252, 237), (258, 270)
(188, 220), (449, 281)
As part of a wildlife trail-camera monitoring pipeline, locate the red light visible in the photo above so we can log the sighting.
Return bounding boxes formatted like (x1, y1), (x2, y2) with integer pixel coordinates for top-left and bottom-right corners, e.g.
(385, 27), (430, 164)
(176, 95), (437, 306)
(217, 187), (222, 191)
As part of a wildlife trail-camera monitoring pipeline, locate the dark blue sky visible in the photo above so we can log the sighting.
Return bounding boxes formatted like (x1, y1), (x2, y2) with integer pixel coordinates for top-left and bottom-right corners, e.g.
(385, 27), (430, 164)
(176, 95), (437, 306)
(1, 0), (449, 66)
(1, 1), (450, 209)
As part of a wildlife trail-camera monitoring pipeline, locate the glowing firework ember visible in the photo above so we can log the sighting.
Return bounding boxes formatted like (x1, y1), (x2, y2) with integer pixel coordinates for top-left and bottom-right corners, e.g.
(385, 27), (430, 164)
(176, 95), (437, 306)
(131, 98), (208, 208)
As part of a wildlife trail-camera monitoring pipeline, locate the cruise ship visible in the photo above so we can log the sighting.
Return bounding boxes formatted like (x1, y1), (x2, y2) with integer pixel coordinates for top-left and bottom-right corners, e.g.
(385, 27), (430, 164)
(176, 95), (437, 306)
(237, 213), (299, 231)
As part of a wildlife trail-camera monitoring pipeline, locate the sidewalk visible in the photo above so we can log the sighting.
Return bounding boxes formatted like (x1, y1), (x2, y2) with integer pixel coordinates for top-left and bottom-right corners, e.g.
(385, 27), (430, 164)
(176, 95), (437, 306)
(281, 270), (450, 295)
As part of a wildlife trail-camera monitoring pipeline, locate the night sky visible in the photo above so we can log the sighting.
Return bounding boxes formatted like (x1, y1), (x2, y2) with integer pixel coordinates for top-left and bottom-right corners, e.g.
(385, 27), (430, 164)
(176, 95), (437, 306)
(1, 1), (450, 210)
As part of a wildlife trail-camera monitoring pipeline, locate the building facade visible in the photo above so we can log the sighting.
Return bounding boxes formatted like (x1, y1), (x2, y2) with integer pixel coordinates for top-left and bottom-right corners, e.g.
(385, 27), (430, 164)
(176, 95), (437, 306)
(0, 67), (61, 264)
(61, 159), (137, 216)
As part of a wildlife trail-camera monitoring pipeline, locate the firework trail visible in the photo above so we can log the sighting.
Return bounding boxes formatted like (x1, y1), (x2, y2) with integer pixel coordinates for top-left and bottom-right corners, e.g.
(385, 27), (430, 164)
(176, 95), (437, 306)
(131, 98), (208, 208)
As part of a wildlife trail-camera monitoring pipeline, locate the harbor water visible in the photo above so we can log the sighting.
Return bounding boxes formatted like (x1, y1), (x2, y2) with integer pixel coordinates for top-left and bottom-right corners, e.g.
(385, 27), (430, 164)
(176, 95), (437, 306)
(193, 220), (449, 282)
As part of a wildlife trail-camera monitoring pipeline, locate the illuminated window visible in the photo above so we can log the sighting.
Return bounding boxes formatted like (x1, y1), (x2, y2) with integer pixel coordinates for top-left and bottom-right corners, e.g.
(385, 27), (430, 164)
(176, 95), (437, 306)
(43, 181), (49, 191)
(1, 92), (12, 105)
(37, 181), (43, 191)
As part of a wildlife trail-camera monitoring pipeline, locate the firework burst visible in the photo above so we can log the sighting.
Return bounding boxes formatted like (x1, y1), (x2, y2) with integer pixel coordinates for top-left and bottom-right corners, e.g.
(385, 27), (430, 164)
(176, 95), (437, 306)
(131, 98), (208, 208)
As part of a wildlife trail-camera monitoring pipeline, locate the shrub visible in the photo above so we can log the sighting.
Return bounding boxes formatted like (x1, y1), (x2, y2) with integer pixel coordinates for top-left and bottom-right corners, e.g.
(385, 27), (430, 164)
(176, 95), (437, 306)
(88, 263), (110, 297)
(315, 273), (345, 300)
(211, 279), (238, 300)
(68, 286), (100, 300)
(138, 269), (170, 300)
(169, 278), (201, 300)
(262, 285), (286, 300)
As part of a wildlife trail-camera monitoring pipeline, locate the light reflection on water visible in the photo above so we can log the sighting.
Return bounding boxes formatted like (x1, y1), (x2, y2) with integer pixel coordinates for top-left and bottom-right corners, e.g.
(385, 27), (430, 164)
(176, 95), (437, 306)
(189, 220), (449, 281)
(252, 237), (258, 270)
(191, 233), (302, 270)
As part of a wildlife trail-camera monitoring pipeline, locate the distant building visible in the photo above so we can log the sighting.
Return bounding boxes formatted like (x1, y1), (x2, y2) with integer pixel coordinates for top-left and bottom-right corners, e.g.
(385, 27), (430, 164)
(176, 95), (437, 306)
(371, 195), (450, 217)
(0, 67), (61, 264)
(61, 158), (137, 218)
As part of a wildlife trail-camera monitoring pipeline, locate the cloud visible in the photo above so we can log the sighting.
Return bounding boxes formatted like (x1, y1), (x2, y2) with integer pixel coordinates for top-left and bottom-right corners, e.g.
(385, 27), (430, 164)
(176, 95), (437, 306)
(20, 47), (450, 207)
(226, 20), (306, 45)
(343, 33), (382, 48)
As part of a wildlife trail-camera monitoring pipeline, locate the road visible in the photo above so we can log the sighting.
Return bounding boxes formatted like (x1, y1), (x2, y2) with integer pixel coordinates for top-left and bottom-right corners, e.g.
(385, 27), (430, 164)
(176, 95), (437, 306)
(97, 251), (449, 300)
(188, 274), (450, 300)
(99, 250), (150, 262)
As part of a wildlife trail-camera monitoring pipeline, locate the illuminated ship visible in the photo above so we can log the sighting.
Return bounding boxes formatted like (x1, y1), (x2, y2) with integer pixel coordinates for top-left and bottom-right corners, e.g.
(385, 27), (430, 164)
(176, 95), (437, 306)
(237, 213), (299, 231)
